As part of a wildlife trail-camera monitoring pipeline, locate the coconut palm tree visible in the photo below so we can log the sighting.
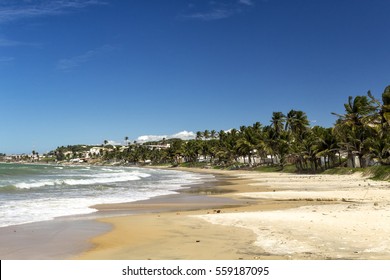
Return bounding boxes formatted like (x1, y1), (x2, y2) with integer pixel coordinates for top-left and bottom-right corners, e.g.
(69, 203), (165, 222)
(382, 85), (390, 127)
(285, 110), (310, 139)
(332, 94), (377, 128)
(271, 112), (286, 136)
(313, 126), (340, 169)
(367, 128), (390, 165)
(363, 86), (390, 165)
(332, 94), (377, 168)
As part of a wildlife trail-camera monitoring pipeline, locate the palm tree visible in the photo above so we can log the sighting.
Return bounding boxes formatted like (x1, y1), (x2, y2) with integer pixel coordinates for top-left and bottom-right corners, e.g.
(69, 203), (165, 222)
(313, 126), (340, 169)
(31, 150), (38, 162)
(271, 112), (286, 135)
(367, 128), (390, 165)
(363, 86), (390, 165)
(285, 109), (310, 139)
(203, 130), (210, 140)
(182, 140), (201, 163)
(167, 139), (184, 165)
(332, 94), (377, 128)
(382, 86), (390, 127)
(216, 128), (239, 165)
(332, 94), (377, 168)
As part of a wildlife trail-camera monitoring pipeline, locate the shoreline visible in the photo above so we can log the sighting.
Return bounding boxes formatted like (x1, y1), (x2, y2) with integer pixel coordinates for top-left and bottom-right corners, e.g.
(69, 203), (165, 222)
(78, 167), (390, 260)
(2, 166), (390, 260)
(0, 168), (238, 260)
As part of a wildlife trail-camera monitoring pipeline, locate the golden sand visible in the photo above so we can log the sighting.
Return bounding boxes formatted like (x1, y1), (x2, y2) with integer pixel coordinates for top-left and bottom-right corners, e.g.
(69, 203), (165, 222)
(76, 168), (390, 260)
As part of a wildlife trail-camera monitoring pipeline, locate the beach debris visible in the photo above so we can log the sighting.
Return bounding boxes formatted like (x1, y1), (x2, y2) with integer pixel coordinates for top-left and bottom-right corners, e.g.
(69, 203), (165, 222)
(213, 209), (221, 214)
(196, 240), (200, 243)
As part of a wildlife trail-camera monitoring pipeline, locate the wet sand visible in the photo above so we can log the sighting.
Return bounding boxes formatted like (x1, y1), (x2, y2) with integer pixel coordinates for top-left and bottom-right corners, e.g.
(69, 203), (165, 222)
(77, 167), (390, 260)
(2, 167), (390, 260)
(0, 218), (111, 259)
(0, 172), (241, 259)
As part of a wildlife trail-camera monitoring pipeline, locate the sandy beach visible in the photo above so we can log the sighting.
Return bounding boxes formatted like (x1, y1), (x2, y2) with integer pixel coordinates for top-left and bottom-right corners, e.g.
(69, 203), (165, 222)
(75, 167), (390, 260)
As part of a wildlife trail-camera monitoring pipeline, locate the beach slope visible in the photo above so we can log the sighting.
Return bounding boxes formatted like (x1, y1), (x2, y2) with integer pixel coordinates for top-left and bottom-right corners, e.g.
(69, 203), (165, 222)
(77, 168), (390, 260)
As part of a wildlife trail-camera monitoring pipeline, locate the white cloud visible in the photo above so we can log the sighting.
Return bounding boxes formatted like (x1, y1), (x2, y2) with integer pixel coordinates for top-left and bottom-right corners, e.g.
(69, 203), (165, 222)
(136, 130), (196, 143)
(57, 45), (116, 71)
(137, 135), (168, 143)
(181, 9), (233, 21)
(0, 0), (106, 24)
(0, 38), (22, 47)
(239, 0), (254, 6)
(179, 0), (255, 21)
(0, 56), (14, 63)
(170, 130), (196, 140)
(0, 37), (40, 48)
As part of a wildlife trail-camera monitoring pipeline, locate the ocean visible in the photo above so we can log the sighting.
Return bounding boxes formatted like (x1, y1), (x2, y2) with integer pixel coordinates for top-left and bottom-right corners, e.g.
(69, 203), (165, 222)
(0, 163), (213, 228)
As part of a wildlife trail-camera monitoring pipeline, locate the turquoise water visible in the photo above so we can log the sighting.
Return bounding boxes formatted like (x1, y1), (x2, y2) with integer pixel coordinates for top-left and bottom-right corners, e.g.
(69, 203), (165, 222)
(0, 163), (212, 227)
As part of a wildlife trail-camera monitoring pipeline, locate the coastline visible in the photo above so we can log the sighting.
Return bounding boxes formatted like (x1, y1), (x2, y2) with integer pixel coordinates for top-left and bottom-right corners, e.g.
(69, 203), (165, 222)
(0, 168), (238, 260)
(2, 165), (390, 260)
(77, 167), (390, 260)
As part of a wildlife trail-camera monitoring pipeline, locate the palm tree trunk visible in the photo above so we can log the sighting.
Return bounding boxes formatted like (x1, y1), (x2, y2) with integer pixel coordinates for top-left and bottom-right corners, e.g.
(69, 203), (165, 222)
(358, 154), (366, 168)
(338, 151), (342, 166)
(348, 151), (355, 168)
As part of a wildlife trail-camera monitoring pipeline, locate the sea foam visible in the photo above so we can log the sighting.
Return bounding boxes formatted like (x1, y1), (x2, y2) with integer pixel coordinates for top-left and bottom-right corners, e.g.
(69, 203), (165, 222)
(0, 164), (214, 227)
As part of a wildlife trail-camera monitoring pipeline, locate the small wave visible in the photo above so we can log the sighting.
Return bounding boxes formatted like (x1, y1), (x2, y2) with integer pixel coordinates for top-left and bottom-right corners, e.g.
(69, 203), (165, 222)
(15, 181), (56, 189)
(8, 170), (152, 189)
(0, 167), (212, 227)
(101, 168), (119, 172)
(63, 174), (143, 186)
(0, 185), (19, 192)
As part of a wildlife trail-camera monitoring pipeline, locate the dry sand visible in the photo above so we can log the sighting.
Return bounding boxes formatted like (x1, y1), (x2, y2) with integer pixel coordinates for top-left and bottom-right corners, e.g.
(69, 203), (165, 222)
(76, 168), (390, 260)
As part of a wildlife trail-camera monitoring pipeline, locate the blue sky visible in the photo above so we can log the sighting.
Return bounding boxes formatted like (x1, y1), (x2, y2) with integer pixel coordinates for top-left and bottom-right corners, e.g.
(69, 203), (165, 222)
(1, 0), (389, 154)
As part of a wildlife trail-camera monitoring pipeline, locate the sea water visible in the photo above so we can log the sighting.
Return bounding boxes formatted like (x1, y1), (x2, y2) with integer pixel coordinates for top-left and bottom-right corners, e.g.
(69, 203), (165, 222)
(0, 163), (213, 227)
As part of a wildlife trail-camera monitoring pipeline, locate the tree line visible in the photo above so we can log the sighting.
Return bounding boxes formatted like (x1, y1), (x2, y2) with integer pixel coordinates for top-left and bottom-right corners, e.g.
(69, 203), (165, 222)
(54, 85), (390, 172)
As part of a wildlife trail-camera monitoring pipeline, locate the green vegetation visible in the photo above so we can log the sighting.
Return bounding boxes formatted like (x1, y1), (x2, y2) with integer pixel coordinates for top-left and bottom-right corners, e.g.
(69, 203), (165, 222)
(42, 85), (390, 181)
(362, 166), (390, 181)
(317, 165), (390, 181)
